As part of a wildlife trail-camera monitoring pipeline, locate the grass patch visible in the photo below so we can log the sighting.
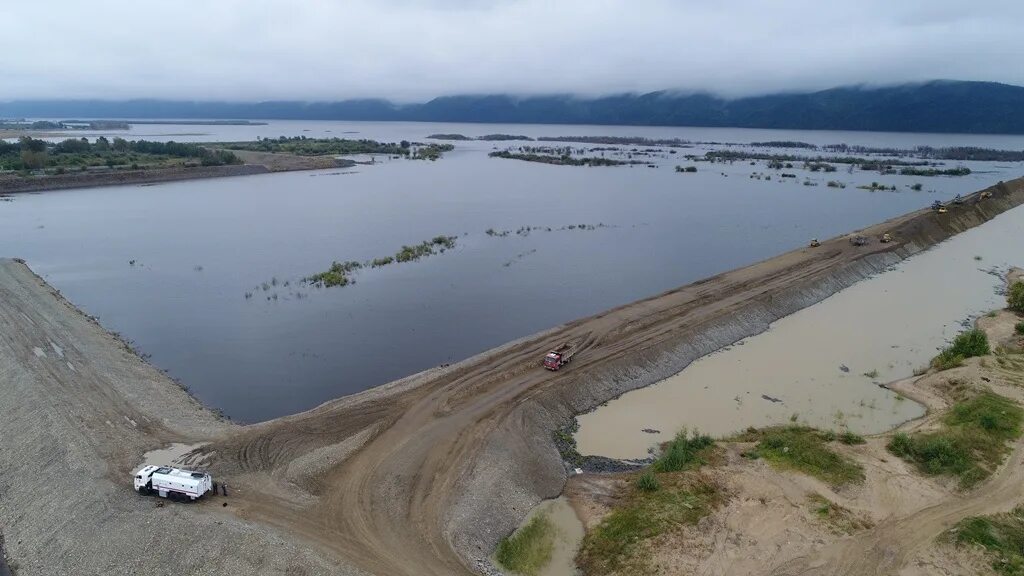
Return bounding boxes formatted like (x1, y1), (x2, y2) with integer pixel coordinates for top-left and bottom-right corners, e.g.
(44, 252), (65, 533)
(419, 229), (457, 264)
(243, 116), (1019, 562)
(653, 429), (714, 472)
(807, 493), (872, 534)
(742, 426), (864, 486)
(1016, 322), (1024, 336)
(932, 328), (990, 371)
(888, 392), (1023, 488)
(948, 506), (1024, 575)
(635, 471), (660, 492)
(577, 474), (722, 576)
(496, 513), (556, 576)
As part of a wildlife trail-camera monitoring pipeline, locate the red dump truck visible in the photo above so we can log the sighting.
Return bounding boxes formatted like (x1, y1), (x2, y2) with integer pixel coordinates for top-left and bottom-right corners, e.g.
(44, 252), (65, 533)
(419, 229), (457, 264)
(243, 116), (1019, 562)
(543, 343), (576, 371)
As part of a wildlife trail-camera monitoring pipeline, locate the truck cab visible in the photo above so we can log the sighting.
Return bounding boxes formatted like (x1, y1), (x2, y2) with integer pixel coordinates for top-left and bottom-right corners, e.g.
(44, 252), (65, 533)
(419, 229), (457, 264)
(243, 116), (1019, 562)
(134, 464), (213, 501)
(543, 352), (563, 370)
(133, 465), (159, 491)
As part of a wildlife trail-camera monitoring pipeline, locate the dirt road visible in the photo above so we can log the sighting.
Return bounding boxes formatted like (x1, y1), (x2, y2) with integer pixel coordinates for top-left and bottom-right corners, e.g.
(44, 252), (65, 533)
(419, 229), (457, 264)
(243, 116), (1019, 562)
(1, 177), (1022, 575)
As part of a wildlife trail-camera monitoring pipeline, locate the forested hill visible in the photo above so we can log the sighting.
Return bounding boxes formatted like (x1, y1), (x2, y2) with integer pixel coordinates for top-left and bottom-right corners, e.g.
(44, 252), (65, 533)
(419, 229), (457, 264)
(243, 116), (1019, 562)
(4, 80), (1024, 134)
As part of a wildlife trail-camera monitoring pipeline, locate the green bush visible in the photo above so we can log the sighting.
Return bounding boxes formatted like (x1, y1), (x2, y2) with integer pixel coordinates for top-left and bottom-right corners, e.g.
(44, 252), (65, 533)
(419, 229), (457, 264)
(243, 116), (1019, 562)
(635, 471), (659, 492)
(1010, 282), (1024, 314)
(932, 329), (990, 370)
(495, 514), (555, 576)
(653, 429), (713, 472)
(1015, 322), (1024, 336)
(888, 392), (1023, 488)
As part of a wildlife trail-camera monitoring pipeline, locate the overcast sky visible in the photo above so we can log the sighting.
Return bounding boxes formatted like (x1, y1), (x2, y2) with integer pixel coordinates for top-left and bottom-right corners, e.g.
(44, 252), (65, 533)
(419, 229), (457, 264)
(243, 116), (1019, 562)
(2, 0), (1023, 102)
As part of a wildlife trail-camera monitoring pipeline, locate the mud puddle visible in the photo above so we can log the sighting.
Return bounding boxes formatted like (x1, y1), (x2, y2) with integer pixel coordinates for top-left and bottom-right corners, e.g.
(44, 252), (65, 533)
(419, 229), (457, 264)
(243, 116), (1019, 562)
(577, 206), (1024, 459)
(138, 442), (209, 469)
(497, 496), (584, 576)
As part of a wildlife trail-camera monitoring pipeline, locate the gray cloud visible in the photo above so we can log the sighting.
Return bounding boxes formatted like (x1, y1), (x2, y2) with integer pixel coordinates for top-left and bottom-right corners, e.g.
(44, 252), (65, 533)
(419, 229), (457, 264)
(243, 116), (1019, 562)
(2, 0), (1022, 101)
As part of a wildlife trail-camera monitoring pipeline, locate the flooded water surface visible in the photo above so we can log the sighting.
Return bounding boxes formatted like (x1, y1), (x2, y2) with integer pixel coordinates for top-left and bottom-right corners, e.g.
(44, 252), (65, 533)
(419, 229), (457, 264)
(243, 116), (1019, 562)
(575, 206), (1024, 459)
(2, 120), (1022, 422)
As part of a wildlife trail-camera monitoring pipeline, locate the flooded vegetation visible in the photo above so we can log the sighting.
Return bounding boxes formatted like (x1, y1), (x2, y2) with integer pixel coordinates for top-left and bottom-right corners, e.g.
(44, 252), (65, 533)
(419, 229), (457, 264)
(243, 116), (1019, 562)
(305, 236), (458, 288)
(428, 133), (533, 141)
(5, 120), (1024, 423)
(497, 497), (583, 576)
(219, 135), (454, 160)
(489, 148), (642, 166)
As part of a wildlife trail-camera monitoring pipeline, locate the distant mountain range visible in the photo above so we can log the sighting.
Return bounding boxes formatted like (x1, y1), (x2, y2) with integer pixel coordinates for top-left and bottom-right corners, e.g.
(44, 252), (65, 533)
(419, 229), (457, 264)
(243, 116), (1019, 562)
(3, 80), (1024, 134)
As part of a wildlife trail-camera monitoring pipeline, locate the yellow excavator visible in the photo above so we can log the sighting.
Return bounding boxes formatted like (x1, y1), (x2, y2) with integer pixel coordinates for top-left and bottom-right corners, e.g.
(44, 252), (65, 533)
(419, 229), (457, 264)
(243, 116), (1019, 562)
(881, 233), (893, 243)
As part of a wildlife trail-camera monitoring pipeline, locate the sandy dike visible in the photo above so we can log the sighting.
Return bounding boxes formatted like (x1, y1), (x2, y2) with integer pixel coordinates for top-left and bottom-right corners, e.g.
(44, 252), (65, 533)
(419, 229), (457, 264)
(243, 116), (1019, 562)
(0, 178), (1022, 576)
(577, 203), (1024, 459)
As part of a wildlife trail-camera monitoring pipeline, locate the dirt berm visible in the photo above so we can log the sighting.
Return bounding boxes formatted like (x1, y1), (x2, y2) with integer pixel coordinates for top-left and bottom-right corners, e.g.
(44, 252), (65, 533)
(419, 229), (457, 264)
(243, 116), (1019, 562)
(0, 177), (1022, 575)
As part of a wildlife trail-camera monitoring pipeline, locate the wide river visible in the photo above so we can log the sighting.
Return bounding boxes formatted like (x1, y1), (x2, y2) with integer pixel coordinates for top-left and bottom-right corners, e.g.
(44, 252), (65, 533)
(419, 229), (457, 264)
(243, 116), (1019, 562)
(2, 120), (1023, 422)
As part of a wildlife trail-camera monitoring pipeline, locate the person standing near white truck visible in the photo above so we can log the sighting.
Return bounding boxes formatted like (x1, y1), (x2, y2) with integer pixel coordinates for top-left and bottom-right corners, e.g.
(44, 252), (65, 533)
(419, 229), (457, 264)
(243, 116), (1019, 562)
(134, 465), (213, 501)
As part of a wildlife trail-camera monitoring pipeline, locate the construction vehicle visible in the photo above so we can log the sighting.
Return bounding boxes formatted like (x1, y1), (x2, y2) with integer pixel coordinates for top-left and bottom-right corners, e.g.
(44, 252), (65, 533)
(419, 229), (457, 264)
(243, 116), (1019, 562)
(543, 343), (576, 371)
(880, 233), (893, 243)
(809, 238), (821, 248)
(931, 200), (947, 213)
(850, 235), (868, 246)
(134, 465), (213, 501)
(953, 194), (963, 205)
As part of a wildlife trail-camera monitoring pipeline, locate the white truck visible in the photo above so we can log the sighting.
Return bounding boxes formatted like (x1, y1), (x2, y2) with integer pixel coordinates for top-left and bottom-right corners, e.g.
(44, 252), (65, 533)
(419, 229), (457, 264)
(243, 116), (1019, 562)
(134, 465), (213, 501)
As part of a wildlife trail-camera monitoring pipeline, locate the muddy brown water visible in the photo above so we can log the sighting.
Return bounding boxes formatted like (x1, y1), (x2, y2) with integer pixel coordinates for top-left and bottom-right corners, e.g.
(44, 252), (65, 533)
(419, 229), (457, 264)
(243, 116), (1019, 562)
(576, 205), (1024, 460)
(496, 497), (583, 576)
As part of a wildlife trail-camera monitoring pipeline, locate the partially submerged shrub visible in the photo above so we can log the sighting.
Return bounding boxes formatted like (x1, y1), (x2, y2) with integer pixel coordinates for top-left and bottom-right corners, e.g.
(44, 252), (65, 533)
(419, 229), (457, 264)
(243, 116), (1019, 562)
(1010, 282), (1024, 314)
(495, 514), (555, 576)
(932, 329), (990, 371)
(653, 429), (714, 472)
